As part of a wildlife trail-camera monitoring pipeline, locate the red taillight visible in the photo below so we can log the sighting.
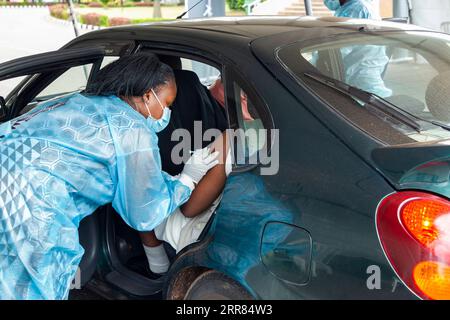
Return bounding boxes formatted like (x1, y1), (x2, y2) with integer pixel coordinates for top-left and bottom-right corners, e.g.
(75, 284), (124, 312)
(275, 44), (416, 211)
(376, 191), (450, 300)
(401, 198), (449, 248)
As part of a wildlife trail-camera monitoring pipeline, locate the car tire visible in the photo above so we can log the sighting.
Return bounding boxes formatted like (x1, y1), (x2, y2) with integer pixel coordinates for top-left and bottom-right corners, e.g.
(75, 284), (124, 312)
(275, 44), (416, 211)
(184, 270), (253, 300)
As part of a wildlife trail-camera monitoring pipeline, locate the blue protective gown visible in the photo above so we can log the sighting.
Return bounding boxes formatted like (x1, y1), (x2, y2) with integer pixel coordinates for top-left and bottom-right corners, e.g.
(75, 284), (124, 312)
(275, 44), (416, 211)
(335, 0), (377, 19)
(336, 0), (393, 98)
(0, 93), (191, 299)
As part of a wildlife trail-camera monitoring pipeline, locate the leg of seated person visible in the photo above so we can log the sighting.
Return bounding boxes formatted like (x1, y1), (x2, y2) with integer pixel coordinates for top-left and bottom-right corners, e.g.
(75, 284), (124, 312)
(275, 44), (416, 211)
(140, 230), (170, 274)
(140, 230), (162, 247)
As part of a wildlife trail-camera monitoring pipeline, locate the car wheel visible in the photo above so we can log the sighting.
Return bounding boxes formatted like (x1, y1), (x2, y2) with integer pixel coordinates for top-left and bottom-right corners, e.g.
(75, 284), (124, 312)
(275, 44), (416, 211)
(184, 270), (253, 300)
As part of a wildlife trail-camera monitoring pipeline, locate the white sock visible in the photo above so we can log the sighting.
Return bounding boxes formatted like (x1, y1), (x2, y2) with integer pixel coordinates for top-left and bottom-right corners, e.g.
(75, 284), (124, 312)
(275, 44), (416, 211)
(143, 243), (170, 274)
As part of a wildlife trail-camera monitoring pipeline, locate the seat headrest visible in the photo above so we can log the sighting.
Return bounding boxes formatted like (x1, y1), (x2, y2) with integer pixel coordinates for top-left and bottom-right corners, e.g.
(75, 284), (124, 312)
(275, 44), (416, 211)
(157, 54), (182, 70)
(426, 71), (450, 122)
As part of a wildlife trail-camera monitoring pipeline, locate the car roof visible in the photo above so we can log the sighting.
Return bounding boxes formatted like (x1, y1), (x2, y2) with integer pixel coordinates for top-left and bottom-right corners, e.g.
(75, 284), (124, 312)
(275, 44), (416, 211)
(68, 16), (431, 55)
(97, 16), (428, 40)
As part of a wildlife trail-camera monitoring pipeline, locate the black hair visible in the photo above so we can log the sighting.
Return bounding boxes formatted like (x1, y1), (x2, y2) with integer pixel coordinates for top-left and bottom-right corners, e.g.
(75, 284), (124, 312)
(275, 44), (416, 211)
(84, 53), (174, 97)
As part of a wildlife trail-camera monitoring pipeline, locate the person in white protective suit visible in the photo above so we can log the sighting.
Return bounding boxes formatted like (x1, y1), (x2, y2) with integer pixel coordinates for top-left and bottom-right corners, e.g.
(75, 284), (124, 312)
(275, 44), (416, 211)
(323, 0), (393, 98)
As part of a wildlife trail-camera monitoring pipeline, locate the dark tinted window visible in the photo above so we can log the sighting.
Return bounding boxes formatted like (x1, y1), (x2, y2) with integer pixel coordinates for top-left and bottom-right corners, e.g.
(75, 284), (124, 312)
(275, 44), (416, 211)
(278, 31), (450, 144)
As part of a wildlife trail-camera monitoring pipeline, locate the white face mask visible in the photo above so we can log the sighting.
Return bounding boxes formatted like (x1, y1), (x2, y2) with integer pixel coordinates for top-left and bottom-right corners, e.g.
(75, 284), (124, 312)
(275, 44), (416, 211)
(143, 88), (172, 133)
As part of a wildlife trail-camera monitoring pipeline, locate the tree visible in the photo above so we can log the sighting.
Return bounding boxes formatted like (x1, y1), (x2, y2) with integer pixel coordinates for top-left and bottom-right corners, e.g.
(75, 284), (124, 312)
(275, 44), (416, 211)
(153, 0), (162, 18)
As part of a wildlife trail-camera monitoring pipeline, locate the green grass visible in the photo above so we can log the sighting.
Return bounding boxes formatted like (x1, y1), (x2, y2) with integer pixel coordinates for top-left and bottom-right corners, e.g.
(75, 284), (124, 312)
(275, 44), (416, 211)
(130, 17), (174, 24)
(74, 5), (184, 19)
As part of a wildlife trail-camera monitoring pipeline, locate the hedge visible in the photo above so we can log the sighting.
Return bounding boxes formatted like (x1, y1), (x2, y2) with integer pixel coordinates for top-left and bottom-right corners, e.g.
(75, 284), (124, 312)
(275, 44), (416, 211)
(226, 0), (245, 11)
(0, 2), (59, 6)
(83, 1), (154, 8)
(108, 16), (131, 26)
(48, 3), (171, 27)
(79, 12), (109, 26)
(130, 17), (172, 24)
(87, 2), (103, 8)
(49, 4), (69, 20)
(1, 1), (155, 8)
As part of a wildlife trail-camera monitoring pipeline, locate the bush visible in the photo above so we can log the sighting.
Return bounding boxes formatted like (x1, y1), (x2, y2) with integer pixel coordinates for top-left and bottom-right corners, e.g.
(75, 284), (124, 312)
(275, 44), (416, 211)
(88, 2), (103, 7)
(49, 4), (69, 20)
(81, 12), (100, 25)
(135, 2), (154, 7)
(99, 14), (109, 26)
(78, 14), (85, 24)
(80, 12), (109, 26)
(226, 0), (245, 11)
(108, 17), (131, 26)
(0, 2), (59, 6)
(99, 0), (110, 6)
(130, 17), (172, 24)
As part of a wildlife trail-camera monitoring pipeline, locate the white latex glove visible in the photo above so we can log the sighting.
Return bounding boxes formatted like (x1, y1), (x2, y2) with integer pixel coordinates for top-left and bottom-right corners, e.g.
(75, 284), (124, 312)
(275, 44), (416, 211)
(180, 146), (219, 188)
(225, 148), (232, 177)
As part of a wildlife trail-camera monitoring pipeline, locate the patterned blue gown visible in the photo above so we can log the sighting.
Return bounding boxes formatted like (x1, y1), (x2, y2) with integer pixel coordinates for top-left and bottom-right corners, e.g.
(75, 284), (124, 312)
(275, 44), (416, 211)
(0, 93), (191, 299)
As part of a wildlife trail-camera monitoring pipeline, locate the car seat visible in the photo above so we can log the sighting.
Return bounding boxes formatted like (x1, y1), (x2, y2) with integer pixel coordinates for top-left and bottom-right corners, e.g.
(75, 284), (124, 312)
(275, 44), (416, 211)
(157, 68), (228, 175)
(426, 70), (450, 122)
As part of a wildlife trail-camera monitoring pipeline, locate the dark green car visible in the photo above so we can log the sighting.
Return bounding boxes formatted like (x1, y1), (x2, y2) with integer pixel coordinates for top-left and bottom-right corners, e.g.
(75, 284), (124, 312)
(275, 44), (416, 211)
(0, 16), (449, 300)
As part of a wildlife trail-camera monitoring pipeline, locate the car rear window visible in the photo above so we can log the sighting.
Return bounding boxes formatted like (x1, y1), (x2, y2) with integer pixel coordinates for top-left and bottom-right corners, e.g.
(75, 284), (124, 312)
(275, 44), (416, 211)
(277, 31), (450, 145)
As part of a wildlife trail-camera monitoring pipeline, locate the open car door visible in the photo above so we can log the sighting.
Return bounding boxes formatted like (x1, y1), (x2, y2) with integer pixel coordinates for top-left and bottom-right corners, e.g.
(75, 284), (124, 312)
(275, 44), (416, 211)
(0, 47), (105, 121)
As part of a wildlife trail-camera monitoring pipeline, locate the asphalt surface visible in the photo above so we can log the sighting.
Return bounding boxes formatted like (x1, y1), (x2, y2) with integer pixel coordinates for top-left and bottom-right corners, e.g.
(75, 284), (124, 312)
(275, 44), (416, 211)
(0, 7), (96, 96)
(0, 7), (87, 64)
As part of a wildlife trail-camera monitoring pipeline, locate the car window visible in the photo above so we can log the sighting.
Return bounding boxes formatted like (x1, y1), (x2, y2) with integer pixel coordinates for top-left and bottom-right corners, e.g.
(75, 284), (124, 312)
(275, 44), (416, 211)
(234, 82), (266, 159)
(36, 63), (93, 99)
(383, 50), (438, 108)
(100, 56), (120, 69)
(278, 31), (450, 144)
(0, 75), (28, 99)
(224, 71), (268, 169)
(181, 58), (220, 87)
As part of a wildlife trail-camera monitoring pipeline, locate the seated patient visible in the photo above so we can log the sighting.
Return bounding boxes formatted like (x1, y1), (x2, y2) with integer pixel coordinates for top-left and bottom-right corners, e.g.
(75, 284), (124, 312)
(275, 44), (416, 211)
(139, 55), (231, 274)
(209, 76), (254, 121)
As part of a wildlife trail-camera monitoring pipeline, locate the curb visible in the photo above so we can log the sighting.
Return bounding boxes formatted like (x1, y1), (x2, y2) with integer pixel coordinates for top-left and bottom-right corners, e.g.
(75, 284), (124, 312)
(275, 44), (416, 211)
(47, 15), (103, 31)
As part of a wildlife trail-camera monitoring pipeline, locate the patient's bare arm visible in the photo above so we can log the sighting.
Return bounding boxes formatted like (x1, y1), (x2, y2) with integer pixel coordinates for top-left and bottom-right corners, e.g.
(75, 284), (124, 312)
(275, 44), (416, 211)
(180, 132), (229, 218)
(139, 132), (229, 247)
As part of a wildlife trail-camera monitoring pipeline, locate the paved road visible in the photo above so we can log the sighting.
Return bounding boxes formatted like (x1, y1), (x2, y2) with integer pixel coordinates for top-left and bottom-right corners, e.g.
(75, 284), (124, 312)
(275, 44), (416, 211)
(0, 7), (94, 96)
(0, 7), (89, 64)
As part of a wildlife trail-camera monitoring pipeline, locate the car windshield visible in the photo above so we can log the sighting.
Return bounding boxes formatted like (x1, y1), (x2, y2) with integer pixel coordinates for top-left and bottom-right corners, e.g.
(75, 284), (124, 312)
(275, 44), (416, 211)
(277, 30), (450, 144)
